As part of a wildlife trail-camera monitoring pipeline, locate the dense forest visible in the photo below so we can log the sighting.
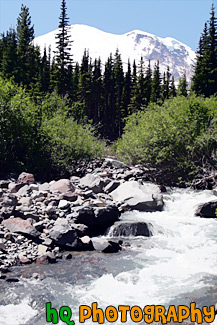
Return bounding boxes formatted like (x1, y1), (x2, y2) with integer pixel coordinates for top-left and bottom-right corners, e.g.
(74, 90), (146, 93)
(0, 1), (217, 185)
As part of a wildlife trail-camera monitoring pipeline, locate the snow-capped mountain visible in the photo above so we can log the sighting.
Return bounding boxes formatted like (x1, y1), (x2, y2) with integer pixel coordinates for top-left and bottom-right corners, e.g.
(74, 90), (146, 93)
(34, 24), (196, 82)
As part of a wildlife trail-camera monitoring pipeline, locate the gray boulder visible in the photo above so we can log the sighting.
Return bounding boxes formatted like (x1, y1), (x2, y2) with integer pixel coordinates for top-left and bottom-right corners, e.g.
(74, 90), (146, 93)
(91, 237), (121, 253)
(0, 180), (10, 189)
(104, 158), (127, 169)
(0, 191), (17, 218)
(80, 174), (105, 194)
(73, 205), (120, 236)
(195, 200), (217, 218)
(104, 180), (120, 194)
(49, 219), (78, 249)
(50, 179), (75, 194)
(108, 221), (152, 237)
(39, 182), (50, 192)
(9, 182), (25, 193)
(110, 181), (164, 212)
(16, 185), (32, 196)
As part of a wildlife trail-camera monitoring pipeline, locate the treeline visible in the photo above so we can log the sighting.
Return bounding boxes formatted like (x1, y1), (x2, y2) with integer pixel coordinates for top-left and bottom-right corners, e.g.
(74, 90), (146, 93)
(0, 4), (187, 140)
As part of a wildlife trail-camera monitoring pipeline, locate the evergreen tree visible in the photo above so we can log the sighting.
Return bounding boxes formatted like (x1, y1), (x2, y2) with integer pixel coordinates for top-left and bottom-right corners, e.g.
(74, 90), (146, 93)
(192, 22), (210, 96)
(208, 4), (217, 95)
(91, 58), (103, 126)
(39, 47), (51, 93)
(162, 66), (171, 101)
(150, 61), (161, 102)
(129, 57), (146, 112)
(0, 29), (18, 80)
(178, 71), (188, 96)
(169, 76), (177, 98)
(128, 60), (138, 113)
(143, 60), (152, 106)
(122, 59), (132, 120)
(192, 5), (217, 97)
(16, 4), (35, 86)
(113, 49), (124, 138)
(55, 0), (73, 96)
(103, 54), (115, 139)
(71, 62), (80, 101)
(78, 50), (92, 119)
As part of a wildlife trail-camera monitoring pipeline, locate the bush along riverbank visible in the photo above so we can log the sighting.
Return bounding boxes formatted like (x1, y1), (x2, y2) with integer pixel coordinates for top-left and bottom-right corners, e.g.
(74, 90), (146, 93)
(1, 157), (217, 283)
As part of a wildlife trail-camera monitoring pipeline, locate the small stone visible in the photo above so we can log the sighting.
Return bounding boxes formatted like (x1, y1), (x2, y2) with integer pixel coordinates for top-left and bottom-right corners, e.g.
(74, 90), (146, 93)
(36, 252), (56, 265)
(53, 247), (59, 253)
(42, 238), (53, 246)
(29, 184), (39, 191)
(19, 255), (31, 264)
(80, 236), (91, 245)
(37, 244), (48, 255)
(0, 243), (6, 252)
(18, 197), (32, 207)
(32, 273), (39, 279)
(43, 229), (49, 236)
(0, 273), (6, 280)
(0, 180), (10, 189)
(6, 277), (19, 283)
(58, 200), (70, 209)
(65, 253), (72, 260)
(4, 233), (12, 240)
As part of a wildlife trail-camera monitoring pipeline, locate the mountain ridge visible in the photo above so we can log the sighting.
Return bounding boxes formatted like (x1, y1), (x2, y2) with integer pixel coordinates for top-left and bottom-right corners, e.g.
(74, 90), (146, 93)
(34, 24), (196, 82)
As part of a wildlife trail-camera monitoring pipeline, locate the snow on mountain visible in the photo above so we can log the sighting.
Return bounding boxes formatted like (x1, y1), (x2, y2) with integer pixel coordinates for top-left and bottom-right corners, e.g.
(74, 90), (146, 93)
(34, 24), (196, 82)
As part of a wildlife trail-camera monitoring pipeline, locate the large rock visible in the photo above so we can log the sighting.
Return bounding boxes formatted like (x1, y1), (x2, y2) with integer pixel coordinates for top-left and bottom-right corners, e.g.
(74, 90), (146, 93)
(195, 201), (217, 218)
(80, 174), (105, 194)
(91, 237), (121, 253)
(73, 205), (120, 236)
(50, 179), (75, 194)
(0, 191), (17, 218)
(9, 182), (26, 193)
(110, 181), (164, 211)
(17, 172), (35, 185)
(108, 221), (152, 237)
(1, 217), (40, 239)
(49, 219), (79, 249)
(104, 180), (120, 194)
(104, 158), (127, 169)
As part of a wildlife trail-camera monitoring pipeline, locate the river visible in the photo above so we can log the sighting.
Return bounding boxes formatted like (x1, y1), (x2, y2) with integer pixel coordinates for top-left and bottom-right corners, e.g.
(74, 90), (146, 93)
(0, 187), (217, 324)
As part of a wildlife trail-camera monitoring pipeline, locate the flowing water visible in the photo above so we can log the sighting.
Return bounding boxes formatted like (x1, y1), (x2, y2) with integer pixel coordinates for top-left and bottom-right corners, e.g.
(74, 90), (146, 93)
(0, 188), (217, 325)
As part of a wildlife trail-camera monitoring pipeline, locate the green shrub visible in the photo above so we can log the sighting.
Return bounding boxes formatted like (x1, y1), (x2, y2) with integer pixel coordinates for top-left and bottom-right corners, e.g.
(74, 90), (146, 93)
(115, 95), (217, 172)
(41, 112), (105, 175)
(0, 77), (105, 177)
(0, 77), (41, 173)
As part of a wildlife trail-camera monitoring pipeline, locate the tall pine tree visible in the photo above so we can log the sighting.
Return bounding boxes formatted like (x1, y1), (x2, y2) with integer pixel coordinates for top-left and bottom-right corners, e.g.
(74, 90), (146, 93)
(55, 0), (73, 96)
(16, 5), (35, 86)
(192, 5), (217, 97)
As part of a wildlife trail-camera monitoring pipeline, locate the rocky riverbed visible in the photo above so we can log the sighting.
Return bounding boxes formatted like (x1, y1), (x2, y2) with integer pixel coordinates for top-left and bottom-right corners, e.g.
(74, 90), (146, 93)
(0, 158), (216, 283)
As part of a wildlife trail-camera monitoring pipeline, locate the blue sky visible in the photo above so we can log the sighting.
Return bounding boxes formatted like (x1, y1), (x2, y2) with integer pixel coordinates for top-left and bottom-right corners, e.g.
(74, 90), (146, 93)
(0, 0), (216, 51)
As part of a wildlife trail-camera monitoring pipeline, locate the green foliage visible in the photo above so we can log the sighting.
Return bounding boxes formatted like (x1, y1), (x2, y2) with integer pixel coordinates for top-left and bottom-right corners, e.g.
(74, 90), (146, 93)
(0, 77), (41, 173)
(41, 113), (105, 174)
(191, 5), (217, 97)
(115, 95), (217, 174)
(0, 76), (105, 177)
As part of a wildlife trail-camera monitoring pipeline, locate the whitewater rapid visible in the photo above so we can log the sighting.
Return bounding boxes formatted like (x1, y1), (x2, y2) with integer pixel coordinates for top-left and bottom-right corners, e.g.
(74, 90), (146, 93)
(0, 188), (217, 324)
